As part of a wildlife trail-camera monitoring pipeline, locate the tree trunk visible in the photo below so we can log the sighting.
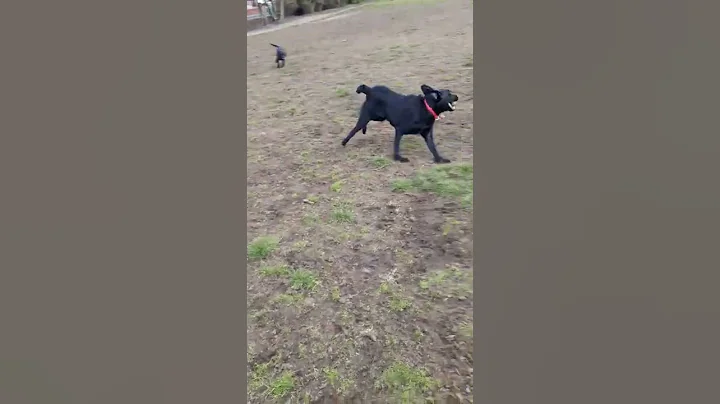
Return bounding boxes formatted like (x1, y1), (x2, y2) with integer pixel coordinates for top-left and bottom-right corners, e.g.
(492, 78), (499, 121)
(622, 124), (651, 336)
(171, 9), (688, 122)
(279, 0), (285, 20)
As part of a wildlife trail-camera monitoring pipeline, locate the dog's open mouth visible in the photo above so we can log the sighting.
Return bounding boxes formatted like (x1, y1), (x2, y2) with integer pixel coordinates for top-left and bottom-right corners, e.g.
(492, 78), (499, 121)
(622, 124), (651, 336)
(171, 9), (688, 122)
(448, 102), (456, 110)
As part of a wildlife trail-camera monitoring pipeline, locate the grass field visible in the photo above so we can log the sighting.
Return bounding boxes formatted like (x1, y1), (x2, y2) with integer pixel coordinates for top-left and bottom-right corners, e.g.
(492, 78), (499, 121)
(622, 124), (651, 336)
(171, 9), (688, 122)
(247, 1), (473, 402)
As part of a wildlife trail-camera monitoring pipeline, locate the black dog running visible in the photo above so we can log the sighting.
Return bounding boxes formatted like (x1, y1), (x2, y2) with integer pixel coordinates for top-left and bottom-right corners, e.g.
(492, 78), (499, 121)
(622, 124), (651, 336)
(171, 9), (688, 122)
(342, 84), (459, 163)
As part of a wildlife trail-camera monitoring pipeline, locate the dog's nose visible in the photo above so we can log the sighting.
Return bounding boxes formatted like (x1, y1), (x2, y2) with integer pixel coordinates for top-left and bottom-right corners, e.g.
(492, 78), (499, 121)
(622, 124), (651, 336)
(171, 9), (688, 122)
(453, 95), (459, 101)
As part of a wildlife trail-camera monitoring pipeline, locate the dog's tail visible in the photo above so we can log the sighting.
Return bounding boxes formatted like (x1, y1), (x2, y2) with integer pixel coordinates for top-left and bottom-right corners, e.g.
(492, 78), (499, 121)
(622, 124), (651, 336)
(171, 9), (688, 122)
(270, 43), (280, 48)
(356, 84), (371, 97)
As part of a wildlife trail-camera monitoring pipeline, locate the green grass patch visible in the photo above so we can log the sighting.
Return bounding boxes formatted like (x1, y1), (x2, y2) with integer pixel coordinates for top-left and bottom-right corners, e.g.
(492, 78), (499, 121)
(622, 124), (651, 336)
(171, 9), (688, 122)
(330, 180), (345, 192)
(370, 155), (392, 169)
(324, 367), (354, 393)
(248, 236), (280, 260)
(389, 296), (412, 312)
(418, 266), (473, 300)
(391, 179), (414, 192)
(376, 362), (439, 403)
(335, 88), (350, 97)
(391, 163), (473, 206)
(249, 361), (272, 393)
(330, 286), (341, 302)
(324, 367), (341, 386)
(289, 269), (319, 291)
(330, 202), (355, 224)
(267, 371), (295, 400)
(441, 218), (462, 236)
(250, 358), (294, 399)
(378, 282), (413, 312)
(258, 264), (290, 277)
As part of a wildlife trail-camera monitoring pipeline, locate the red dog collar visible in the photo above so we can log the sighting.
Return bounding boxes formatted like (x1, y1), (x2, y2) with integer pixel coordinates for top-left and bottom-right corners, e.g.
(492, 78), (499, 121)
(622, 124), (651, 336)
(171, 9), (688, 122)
(423, 99), (441, 120)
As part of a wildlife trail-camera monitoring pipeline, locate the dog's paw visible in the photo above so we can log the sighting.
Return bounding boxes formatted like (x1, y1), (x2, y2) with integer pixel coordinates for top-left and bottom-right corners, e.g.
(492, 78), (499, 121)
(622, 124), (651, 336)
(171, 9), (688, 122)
(435, 157), (451, 164)
(394, 156), (410, 163)
(341, 140), (347, 147)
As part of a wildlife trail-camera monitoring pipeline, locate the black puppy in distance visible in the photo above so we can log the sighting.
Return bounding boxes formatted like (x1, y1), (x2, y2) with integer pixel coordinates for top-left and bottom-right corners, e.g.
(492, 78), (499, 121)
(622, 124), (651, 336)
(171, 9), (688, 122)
(341, 84), (459, 163)
(270, 43), (286, 68)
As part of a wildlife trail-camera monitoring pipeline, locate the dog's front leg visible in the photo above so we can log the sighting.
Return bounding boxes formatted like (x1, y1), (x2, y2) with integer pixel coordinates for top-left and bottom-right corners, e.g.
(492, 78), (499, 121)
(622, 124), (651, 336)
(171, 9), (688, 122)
(393, 130), (409, 162)
(422, 128), (451, 164)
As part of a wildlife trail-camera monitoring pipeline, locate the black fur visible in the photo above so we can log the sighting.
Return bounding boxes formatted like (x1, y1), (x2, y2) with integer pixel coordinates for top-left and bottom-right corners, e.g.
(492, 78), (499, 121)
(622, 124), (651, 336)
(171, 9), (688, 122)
(270, 43), (286, 68)
(342, 84), (459, 163)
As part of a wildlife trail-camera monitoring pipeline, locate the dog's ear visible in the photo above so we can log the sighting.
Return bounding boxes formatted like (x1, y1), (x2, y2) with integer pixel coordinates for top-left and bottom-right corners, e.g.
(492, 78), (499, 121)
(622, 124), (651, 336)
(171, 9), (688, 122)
(420, 84), (436, 95)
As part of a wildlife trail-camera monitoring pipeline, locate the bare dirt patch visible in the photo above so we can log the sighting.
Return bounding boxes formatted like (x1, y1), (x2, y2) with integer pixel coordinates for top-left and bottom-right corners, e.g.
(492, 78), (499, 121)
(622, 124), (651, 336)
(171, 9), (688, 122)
(247, 1), (473, 402)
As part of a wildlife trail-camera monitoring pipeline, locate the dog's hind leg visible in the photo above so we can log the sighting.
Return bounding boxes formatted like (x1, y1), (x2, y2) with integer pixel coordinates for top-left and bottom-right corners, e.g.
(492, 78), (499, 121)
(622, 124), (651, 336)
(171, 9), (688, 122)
(342, 107), (371, 146)
(341, 120), (368, 146)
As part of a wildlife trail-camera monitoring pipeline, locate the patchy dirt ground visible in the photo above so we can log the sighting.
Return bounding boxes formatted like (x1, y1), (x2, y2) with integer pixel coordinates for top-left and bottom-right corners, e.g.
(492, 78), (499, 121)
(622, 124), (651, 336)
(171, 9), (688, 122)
(247, 1), (473, 402)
